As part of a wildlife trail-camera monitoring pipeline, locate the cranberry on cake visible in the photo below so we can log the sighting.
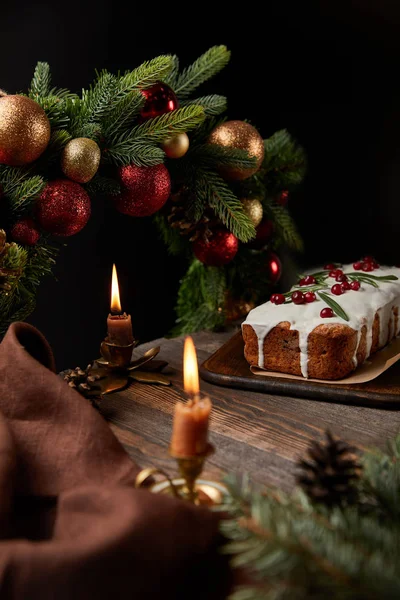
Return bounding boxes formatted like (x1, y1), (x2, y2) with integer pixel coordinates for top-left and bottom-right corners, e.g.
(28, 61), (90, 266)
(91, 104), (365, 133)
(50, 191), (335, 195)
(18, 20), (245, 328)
(242, 259), (400, 380)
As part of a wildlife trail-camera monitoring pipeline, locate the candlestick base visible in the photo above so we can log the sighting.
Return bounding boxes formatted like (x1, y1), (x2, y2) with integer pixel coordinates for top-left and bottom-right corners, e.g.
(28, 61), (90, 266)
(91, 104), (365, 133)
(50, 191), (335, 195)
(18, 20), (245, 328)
(135, 444), (229, 506)
(82, 339), (171, 398)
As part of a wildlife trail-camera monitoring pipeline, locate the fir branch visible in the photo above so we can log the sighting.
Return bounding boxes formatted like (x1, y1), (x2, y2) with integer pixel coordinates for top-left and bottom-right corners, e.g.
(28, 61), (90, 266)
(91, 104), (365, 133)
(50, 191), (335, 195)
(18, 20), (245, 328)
(262, 129), (307, 190)
(153, 213), (187, 256)
(182, 94), (227, 116)
(265, 203), (304, 252)
(102, 90), (144, 139)
(36, 95), (70, 129)
(173, 258), (226, 334)
(104, 142), (165, 167)
(163, 55), (180, 87)
(189, 144), (257, 170)
(195, 169), (256, 242)
(189, 115), (227, 146)
(6, 175), (45, 215)
(174, 46), (231, 100)
(29, 62), (51, 98)
(106, 105), (205, 166)
(85, 175), (121, 197)
(118, 55), (174, 93)
(38, 129), (72, 166)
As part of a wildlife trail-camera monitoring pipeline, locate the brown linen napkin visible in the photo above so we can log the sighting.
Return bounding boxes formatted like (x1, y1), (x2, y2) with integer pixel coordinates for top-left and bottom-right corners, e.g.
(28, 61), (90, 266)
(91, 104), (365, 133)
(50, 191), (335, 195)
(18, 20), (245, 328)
(0, 322), (230, 599)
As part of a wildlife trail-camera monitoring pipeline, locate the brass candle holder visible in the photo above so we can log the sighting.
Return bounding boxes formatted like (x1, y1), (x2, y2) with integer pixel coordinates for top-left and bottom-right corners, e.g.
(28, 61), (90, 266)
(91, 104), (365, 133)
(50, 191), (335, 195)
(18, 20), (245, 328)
(135, 443), (228, 506)
(84, 337), (171, 397)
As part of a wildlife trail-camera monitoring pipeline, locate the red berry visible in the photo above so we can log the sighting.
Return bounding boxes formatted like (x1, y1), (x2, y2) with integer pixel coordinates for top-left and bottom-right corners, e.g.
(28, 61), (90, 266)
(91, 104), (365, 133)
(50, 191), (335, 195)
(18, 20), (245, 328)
(373, 263), (380, 269)
(341, 281), (351, 291)
(270, 294), (278, 303)
(304, 291), (316, 303)
(363, 255), (374, 262)
(350, 281), (361, 291)
(353, 261), (362, 270)
(274, 293), (285, 305)
(362, 262), (374, 272)
(303, 275), (316, 285)
(292, 291), (305, 304)
(320, 307), (334, 318)
(298, 278), (307, 286)
(324, 263), (335, 270)
(335, 274), (348, 282)
(335, 269), (343, 276)
(331, 284), (343, 295)
(329, 270), (337, 277)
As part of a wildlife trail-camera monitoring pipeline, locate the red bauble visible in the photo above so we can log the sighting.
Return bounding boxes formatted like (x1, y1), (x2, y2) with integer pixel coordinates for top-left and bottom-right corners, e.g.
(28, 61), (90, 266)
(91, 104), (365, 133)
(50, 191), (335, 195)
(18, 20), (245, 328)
(266, 252), (282, 283)
(36, 179), (91, 237)
(115, 164), (171, 217)
(277, 190), (289, 206)
(11, 218), (40, 246)
(140, 83), (179, 120)
(193, 229), (239, 266)
(248, 219), (274, 249)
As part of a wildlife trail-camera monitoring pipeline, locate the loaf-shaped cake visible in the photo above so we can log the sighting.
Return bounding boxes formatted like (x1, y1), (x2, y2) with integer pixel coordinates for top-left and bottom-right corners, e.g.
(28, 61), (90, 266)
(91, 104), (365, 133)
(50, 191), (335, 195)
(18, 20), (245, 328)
(242, 261), (400, 380)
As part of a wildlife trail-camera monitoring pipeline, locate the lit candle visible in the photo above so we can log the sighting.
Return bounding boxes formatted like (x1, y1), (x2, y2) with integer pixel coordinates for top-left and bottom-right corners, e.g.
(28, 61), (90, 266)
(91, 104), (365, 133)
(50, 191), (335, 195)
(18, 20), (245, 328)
(106, 264), (134, 346)
(170, 337), (212, 456)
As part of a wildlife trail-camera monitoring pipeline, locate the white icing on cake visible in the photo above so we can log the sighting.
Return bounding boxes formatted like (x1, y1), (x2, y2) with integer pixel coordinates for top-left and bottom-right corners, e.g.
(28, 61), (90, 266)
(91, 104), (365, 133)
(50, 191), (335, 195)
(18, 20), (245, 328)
(243, 264), (400, 378)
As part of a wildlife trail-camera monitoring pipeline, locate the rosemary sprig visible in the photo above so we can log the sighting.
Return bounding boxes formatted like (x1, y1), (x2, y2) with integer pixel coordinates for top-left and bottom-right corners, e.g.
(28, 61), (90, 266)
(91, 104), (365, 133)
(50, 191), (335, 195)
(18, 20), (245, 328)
(347, 272), (398, 282)
(317, 291), (350, 322)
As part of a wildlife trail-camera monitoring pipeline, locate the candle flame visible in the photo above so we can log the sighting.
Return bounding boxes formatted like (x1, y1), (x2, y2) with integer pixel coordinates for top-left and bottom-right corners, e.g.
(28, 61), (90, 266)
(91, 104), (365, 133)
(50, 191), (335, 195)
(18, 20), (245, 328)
(111, 264), (122, 313)
(183, 336), (199, 399)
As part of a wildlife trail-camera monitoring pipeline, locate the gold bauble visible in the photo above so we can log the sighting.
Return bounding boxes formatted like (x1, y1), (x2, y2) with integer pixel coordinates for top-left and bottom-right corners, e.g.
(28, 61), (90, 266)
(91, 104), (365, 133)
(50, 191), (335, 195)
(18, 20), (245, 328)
(0, 95), (51, 166)
(241, 197), (263, 227)
(61, 138), (101, 183)
(208, 120), (265, 180)
(161, 132), (190, 159)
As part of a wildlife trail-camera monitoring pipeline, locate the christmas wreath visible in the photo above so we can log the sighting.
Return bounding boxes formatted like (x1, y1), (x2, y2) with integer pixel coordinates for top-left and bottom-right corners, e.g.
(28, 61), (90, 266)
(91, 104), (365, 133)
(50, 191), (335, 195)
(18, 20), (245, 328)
(0, 47), (306, 336)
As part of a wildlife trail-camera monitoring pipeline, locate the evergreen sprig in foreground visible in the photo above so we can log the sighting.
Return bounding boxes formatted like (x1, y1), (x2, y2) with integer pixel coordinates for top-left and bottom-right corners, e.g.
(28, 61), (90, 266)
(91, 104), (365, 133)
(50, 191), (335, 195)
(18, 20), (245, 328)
(222, 431), (400, 600)
(0, 47), (306, 335)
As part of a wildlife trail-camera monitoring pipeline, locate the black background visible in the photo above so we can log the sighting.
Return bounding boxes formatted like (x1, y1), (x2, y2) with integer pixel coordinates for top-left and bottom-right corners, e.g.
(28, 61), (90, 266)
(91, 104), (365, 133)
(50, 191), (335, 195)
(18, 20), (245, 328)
(2, 0), (400, 369)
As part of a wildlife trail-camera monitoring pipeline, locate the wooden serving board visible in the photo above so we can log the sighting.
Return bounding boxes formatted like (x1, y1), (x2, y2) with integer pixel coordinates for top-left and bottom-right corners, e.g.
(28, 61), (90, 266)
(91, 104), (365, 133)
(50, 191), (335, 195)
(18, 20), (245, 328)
(200, 332), (400, 407)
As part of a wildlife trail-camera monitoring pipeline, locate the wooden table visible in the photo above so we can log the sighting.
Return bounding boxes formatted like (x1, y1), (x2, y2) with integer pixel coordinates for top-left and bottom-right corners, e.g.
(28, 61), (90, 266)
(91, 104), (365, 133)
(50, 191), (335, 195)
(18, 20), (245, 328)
(103, 330), (400, 491)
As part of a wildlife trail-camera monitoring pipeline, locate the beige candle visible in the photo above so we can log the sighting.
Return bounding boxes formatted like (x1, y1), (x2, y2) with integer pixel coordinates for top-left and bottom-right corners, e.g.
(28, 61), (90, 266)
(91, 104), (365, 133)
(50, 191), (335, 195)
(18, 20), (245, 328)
(170, 337), (212, 456)
(107, 264), (133, 346)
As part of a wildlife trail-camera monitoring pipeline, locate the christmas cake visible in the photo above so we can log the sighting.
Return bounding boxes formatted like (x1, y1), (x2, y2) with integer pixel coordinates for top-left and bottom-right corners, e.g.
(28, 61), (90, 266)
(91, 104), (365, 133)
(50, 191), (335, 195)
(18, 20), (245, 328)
(242, 260), (400, 380)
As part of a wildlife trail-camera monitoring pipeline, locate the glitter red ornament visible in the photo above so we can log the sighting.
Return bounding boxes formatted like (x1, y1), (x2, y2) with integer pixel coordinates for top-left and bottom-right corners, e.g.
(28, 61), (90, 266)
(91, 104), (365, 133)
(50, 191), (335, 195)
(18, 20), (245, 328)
(277, 190), (289, 206)
(266, 251), (282, 283)
(36, 179), (91, 237)
(115, 163), (171, 217)
(248, 219), (274, 249)
(11, 218), (40, 246)
(193, 229), (239, 266)
(140, 83), (179, 120)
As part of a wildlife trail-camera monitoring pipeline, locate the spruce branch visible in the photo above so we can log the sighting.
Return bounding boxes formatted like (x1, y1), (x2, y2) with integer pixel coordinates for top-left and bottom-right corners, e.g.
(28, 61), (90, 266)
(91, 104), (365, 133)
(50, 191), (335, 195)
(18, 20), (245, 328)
(182, 94), (227, 116)
(102, 90), (144, 139)
(190, 144), (257, 170)
(105, 105), (205, 166)
(118, 55), (174, 93)
(174, 46), (231, 100)
(173, 258), (227, 334)
(265, 203), (304, 252)
(29, 61), (51, 98)
(195, 169), (256, 242)
(85, 175), (121, 197)
(6, 175), (45, 215)
(153, 213), (187, 256)
(163, 55), (180, 87)
(262, 129), (307, 189)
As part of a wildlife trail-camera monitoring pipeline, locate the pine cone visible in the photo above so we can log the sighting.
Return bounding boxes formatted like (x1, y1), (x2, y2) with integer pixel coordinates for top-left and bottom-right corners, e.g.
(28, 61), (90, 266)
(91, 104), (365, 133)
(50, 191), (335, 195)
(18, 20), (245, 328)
(0, 229), (21, 291)
(167, 191), (220, 242)
(297, 430), (362, 507)
(60, 363), (103, 409)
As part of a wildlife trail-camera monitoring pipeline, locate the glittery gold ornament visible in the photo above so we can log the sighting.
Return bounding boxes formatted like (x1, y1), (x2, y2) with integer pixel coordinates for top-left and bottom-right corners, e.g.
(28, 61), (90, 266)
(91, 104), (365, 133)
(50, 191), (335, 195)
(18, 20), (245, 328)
(0, 95), (51, 166)
(208, 120), (264, 180)
(61, 137), (101, 183)
(241, 197), (263, 227)
(161, 132), (189, 158)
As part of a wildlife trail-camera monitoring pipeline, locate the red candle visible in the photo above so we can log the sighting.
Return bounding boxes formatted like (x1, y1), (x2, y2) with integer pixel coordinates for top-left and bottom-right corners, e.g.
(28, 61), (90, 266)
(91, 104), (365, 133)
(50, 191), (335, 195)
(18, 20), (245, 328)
(170, 337), (211, 456)
(107, 264), (133, 346)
